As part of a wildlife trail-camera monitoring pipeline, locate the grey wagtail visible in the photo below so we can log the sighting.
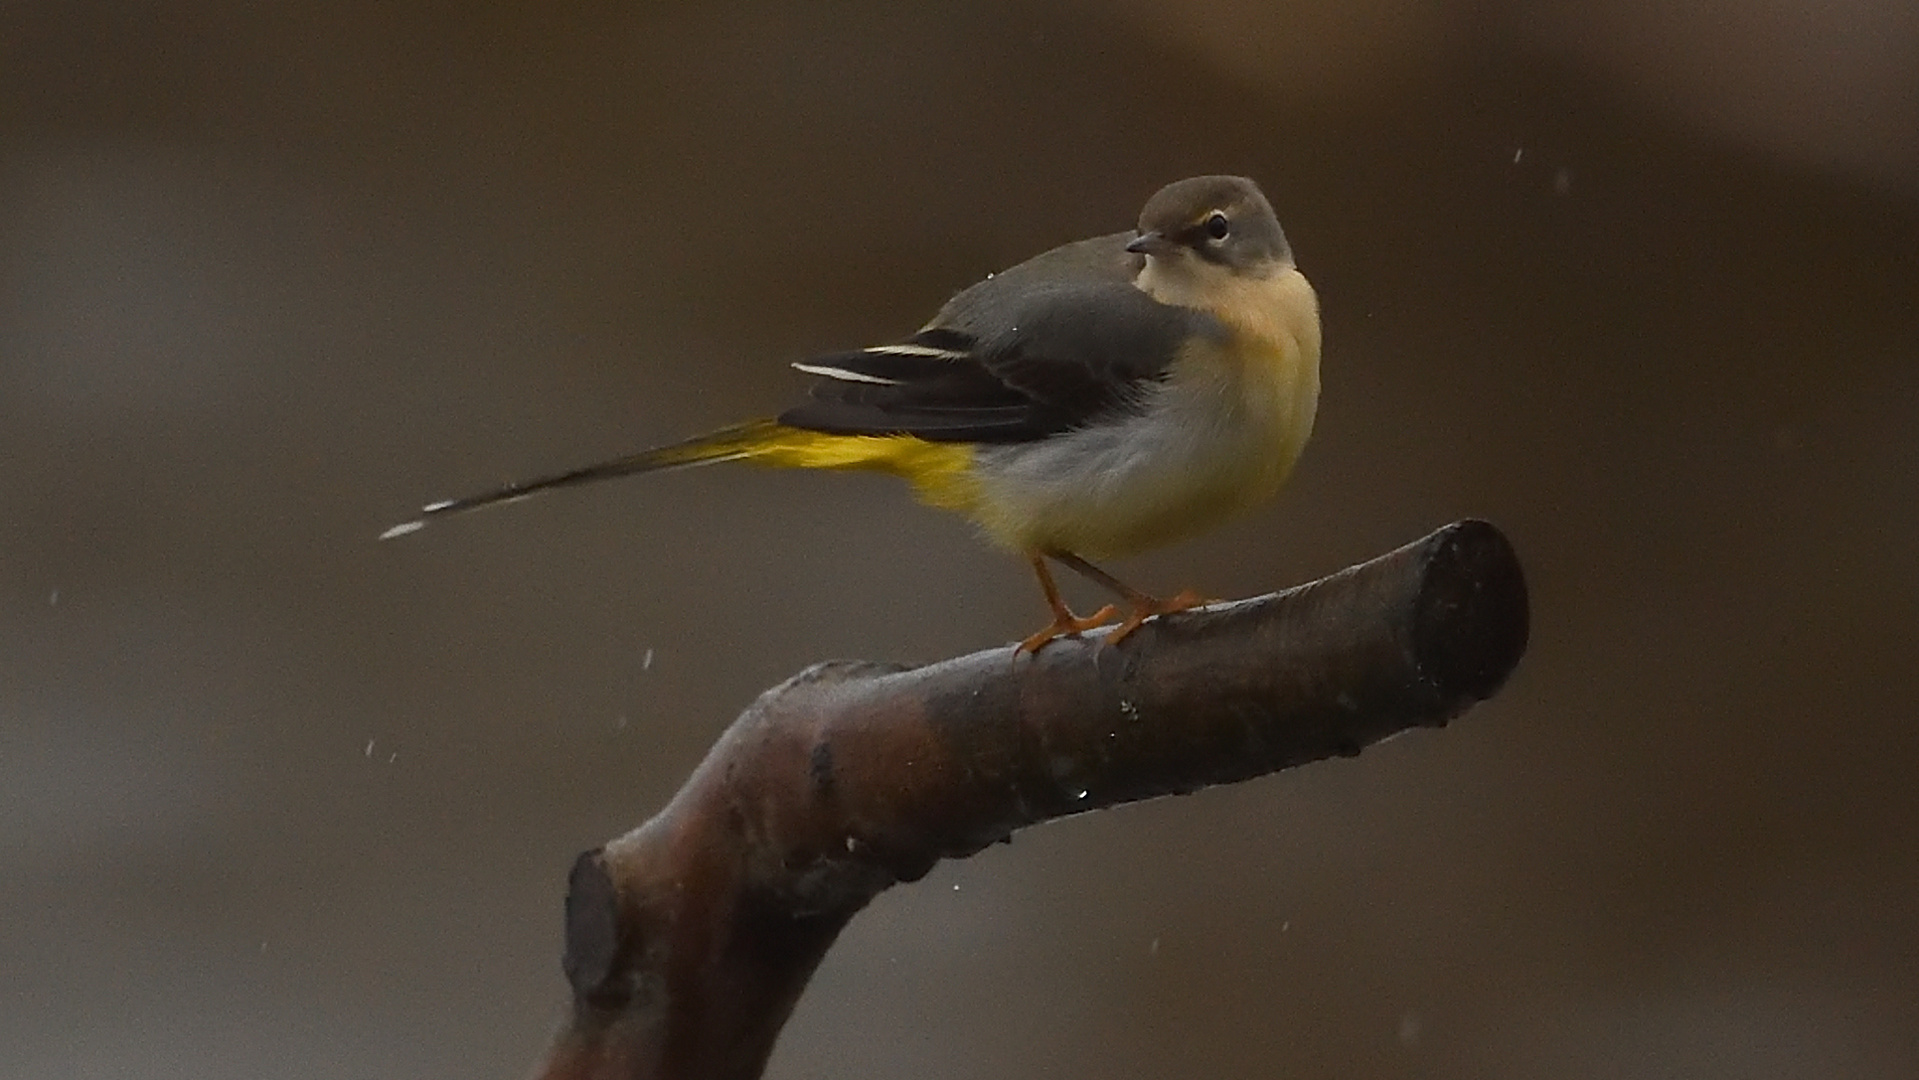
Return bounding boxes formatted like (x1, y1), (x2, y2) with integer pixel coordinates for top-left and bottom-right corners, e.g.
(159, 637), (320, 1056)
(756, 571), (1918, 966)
(383, 175), (1321, 652)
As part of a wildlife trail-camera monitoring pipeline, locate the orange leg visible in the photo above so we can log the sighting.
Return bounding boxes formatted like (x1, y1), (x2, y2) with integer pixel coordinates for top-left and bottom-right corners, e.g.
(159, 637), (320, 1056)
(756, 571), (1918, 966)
(1017, 554), (1119, 653)
(1048, 550), (1208, 645)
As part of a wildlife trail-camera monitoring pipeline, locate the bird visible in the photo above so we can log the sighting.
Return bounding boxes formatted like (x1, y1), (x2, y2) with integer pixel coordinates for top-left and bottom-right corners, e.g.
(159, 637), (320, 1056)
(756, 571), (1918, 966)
(382, 175), (1321, 653)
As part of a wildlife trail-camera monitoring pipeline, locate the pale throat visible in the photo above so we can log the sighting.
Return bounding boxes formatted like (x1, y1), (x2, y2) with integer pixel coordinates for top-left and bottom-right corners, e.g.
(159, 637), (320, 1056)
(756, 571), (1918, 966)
(1133, 254), (1319, 374)
(1140, 251), (1287, 314)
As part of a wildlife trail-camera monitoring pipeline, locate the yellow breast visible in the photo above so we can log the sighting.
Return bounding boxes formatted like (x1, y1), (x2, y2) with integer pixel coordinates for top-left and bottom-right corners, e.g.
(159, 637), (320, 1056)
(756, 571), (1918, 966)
(1167, 264), (1322, 483)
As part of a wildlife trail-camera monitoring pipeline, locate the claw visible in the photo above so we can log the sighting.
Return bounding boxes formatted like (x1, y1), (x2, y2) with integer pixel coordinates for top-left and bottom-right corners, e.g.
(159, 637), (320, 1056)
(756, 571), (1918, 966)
(1105, 589), (1208, 645)
(1017, 603), (1119, 654)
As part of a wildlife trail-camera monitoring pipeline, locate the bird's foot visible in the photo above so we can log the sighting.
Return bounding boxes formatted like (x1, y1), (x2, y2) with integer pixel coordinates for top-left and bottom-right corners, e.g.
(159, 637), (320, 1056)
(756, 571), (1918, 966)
(1017, 603), (1120, 654)
(1106, 589), (1209, 645)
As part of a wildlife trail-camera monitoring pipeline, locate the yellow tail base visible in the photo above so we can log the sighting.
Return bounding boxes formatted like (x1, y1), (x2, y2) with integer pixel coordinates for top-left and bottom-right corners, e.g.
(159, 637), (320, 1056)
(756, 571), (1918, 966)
(671, 420), (983, 514)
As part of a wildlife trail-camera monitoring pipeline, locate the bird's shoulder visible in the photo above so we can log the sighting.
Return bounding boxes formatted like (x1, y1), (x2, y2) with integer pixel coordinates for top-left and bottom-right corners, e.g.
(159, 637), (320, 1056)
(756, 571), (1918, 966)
(928, 231), (1140, 335)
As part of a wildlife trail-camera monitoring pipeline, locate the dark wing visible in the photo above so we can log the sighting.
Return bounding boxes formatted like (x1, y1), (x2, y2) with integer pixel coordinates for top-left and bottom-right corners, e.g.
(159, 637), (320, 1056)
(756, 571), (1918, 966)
(778, 280), (1220, 443)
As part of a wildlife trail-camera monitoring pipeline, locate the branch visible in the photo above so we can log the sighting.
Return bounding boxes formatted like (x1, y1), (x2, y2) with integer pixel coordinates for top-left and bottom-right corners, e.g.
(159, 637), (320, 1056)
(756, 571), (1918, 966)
(532, 520), (1529, 1080)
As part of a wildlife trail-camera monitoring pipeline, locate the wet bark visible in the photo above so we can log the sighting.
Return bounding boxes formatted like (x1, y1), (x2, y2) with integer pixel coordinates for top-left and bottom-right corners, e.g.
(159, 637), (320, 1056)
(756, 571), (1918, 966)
(533, 519), (1529, 1080)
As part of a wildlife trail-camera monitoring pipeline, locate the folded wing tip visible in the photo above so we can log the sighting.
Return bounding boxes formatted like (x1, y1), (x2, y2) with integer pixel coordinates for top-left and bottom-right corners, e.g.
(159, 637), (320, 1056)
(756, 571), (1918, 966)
(791, 361), (904, 385)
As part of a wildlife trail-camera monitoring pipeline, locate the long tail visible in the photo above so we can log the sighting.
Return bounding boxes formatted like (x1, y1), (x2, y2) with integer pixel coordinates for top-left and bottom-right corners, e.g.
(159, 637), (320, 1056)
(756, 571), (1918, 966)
(379, 419), (787, 539)
(379, 418), (980, 539)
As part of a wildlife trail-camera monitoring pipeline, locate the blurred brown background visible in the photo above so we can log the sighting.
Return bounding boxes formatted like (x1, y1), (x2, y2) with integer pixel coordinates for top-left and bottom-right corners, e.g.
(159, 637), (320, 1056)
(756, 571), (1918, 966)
(4, 2), (1916, 1077)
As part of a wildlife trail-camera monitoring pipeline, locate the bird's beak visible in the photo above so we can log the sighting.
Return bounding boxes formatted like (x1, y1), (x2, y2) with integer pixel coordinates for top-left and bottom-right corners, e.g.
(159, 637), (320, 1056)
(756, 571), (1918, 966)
(1126, 231), (1169, 255)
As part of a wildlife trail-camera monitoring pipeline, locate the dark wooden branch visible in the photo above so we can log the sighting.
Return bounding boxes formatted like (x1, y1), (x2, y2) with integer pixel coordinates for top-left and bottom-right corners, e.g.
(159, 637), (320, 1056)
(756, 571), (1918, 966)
(533, 520), (1528, 1080)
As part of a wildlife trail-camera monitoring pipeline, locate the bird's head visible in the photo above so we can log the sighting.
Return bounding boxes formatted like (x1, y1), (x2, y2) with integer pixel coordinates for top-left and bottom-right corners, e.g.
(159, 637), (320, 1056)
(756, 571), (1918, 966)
(1127, 175), (1293, 277)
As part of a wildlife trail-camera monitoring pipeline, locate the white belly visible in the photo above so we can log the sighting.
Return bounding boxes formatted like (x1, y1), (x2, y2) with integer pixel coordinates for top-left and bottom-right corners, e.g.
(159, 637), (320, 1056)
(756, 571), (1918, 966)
(967, 343), (1317, 558)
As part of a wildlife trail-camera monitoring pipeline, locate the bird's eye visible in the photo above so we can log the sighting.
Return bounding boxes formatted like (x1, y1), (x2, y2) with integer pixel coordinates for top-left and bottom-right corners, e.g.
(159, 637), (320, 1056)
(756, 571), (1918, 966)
(1204, 211), (1230, 240)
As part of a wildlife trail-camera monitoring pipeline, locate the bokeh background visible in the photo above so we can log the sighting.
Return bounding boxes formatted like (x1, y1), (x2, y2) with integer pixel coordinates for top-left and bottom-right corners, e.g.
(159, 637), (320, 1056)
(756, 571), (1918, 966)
(5, 2), (1917, 1077)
